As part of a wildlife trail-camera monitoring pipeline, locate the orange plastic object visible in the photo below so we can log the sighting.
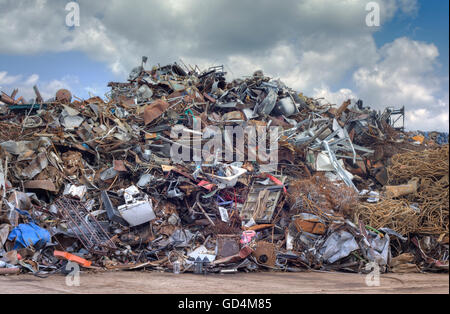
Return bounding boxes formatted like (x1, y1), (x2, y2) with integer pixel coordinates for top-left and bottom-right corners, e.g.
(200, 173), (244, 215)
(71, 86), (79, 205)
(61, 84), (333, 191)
(412, 135), (425, 144)
(54, 250), (92, 268)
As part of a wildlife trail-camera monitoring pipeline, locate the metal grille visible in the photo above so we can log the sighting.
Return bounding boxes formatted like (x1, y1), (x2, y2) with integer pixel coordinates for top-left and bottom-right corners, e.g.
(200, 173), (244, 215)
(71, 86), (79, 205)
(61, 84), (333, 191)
(55, 197), (116, 252)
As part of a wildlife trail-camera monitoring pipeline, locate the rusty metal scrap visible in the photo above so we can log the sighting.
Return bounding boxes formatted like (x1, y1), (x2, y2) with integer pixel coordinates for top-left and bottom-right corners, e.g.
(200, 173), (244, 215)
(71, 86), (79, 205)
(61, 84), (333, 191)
(354, 199), (420, 236)
(0, 59), (448, 276)
(388, 145), (449, 183)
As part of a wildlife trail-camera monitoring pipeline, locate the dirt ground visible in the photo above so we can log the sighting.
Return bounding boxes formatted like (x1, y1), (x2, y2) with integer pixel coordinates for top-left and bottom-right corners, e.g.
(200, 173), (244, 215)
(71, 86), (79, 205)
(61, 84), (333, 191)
(0, 271), (448, 294)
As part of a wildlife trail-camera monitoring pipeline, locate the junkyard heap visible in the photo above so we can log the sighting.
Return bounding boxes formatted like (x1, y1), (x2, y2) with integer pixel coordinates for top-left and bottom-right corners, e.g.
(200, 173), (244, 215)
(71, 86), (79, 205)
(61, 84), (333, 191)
(0, 59), (448, 276)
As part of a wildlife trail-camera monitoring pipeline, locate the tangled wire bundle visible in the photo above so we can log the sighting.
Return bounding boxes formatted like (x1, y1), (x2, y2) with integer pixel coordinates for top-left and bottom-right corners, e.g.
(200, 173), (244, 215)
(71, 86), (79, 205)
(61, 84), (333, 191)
(288, 175), (358, 221)
(359, 145), (450, 235)
(354, 199), (420, 235)
(414, 175), (449, 234)
(387, 145), (449, 184)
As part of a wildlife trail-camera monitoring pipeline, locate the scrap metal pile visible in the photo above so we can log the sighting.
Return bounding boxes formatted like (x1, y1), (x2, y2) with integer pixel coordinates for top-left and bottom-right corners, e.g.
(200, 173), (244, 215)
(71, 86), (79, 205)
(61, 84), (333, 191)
(0, 59), (448, 276)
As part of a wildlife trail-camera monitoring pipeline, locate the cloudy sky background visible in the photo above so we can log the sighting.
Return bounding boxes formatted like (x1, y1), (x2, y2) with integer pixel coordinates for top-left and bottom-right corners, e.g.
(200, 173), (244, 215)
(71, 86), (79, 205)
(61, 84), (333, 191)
(0, 0), (448, 131)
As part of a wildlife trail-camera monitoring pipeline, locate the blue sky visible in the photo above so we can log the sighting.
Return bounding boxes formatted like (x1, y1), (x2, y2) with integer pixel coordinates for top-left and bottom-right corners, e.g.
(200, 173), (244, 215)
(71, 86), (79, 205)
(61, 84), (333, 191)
(0, 0), (448, 131)
(374, 0), (449, 77)
(0, 51), (113, 95)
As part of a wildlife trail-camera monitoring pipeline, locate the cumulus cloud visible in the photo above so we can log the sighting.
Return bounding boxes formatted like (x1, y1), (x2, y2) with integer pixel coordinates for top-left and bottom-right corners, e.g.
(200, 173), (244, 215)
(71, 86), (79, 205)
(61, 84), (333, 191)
(407, 109), (449, 132)
(313, 87), (358, 106)
(0, 0), (418, 75)
(353, 37), (448, 131)
(0, 72), (21, 86)
(0, 0), (447, 131)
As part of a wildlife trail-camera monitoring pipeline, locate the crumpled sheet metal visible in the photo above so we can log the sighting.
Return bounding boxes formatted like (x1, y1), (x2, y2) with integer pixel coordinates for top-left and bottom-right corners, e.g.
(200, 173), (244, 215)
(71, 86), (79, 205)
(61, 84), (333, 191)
(1, 140), (43, 156)
(118, 198), (155, 227)
(144, 99), (170, 125)
(366, 234), (391, 266)
(320, 230), (359, 264)
(21, 153), (48, 179)
(24, 180), (57, 192)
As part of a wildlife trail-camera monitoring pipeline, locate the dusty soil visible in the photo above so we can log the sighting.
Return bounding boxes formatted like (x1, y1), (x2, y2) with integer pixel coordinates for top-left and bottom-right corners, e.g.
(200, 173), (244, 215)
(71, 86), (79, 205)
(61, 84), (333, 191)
(0, 271), (448, 294)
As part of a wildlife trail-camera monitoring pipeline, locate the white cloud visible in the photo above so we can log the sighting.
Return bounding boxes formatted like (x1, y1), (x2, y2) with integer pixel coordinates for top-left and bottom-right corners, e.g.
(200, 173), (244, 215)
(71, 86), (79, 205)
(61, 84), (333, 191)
(353, 37), (448, 131)
(0, 72), (22, 86)
(25, 74), (39, 86)
(407, 108), (449, 132)
(313, 86), (358, 106)
(1, 0), (447, 131)
(0, 0), (419, 76)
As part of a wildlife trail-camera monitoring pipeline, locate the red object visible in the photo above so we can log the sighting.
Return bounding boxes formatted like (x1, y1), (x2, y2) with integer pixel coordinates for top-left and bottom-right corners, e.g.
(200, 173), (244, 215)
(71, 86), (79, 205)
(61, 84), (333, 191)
(240, 230), (256, 245)
(198, 180), (214, 191)
(265, 174), (287, 194)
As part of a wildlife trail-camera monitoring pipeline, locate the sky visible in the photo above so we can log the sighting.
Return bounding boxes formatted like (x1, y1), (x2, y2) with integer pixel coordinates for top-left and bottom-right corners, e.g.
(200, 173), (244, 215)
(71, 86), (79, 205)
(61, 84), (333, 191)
(0, 0), (448, 131)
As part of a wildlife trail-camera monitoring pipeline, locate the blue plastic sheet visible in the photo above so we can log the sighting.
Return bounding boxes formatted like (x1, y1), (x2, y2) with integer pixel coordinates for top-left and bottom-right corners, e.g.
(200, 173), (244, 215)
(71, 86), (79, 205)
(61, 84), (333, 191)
(7, 222), (51, 249)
